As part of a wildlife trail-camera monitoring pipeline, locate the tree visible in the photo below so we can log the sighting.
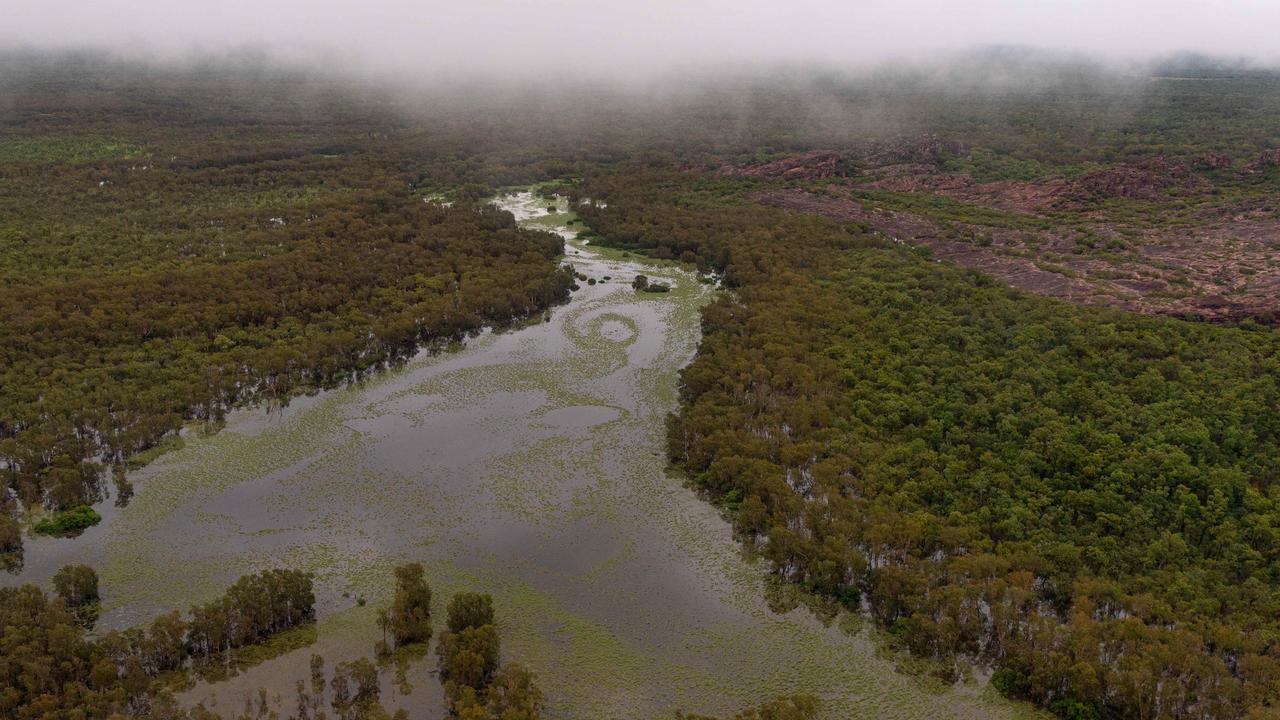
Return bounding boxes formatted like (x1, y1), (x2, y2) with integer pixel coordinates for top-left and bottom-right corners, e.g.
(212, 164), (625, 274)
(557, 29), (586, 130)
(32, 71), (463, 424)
(388, 563), (432, 647)
(438, 624), (500, 694)
(486, 663), (544, 720)
(53, 563), (99, 607)
(330, 657), (381, 720)
(446, 592), (494, 634)
(0, 513), (22, 569)
(677, 696), (819, 720)
(53, 563), (100, 626)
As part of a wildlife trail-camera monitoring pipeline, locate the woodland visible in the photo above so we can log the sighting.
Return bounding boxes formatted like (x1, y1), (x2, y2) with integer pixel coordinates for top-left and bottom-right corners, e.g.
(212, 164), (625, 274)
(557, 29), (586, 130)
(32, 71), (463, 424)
(4, 51), (1280, 719)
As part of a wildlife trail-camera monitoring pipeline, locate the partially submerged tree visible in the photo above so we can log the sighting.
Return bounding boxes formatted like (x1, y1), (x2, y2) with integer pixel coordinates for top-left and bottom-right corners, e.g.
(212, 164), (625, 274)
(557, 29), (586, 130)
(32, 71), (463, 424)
(438, 624), (500, 694)
(484, 663), (545, 720)
(53, 563), (100, 627)
(446, 592), (494, 634)
(388, 563), (432, 648)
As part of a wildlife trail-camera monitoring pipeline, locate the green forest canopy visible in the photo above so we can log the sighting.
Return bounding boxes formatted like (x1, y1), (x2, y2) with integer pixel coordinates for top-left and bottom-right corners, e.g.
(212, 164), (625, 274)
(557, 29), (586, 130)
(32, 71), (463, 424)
(577, 165), (1280, 720)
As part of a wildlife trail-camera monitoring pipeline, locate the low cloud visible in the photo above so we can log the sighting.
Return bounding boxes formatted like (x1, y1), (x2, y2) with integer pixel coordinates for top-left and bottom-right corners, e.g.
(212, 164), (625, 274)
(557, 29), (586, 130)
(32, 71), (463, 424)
(4, 0), (1280, 81)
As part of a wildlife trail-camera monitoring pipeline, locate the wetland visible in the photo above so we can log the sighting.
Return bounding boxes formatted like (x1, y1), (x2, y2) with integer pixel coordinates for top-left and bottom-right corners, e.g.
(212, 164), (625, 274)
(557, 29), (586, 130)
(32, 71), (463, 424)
(5, 191), (1042, 720)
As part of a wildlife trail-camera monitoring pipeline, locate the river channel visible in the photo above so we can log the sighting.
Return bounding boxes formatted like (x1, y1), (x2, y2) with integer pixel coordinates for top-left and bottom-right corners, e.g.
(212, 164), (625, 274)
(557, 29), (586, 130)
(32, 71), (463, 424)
(4, 191), (1043, 720)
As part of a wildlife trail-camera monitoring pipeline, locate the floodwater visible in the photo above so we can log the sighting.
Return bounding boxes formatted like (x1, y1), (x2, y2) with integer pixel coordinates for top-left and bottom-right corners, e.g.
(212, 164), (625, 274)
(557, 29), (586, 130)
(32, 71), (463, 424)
(4, 192), (1047, 720)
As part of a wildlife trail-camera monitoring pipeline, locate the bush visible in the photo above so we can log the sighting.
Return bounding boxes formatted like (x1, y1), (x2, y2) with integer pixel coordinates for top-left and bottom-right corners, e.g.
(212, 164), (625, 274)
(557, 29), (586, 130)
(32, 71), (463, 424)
(990, 667), (1028, 698)
(33, 506), (101, 536)
(438, 624), (500, 691)
(833, 585), (861, 610)
(1049, 697), (1103, 720)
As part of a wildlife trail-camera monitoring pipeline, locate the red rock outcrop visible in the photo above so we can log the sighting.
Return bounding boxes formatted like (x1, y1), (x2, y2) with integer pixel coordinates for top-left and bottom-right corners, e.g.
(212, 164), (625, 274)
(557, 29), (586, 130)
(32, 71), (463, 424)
(748, 186), (1280, 322)
(864, 135), (967, 165)
(1075, 158), (1207, 200)
(1246, 149), (1280, 172)
(732, 151), (842, 180)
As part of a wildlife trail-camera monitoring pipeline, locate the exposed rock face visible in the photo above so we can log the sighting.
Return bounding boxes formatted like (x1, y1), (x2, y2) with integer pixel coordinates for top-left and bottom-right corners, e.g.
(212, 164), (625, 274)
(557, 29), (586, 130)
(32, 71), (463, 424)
(749, 186), (1280, 322)
(749, 187), (1104, 306)
(1195, 153), (1234, 170)
(865, 173), (1077, 213)
(864, 135), (967, 165)
(1075, 158), (1208, 200)
(1246, 149), (1280, 172)
(1076, 166), (1171, 200)
(733, 142), (1280, 321)
(724, 136), (968, 181)
(732, 151), (842, 180)
(864, 155), (1235, 209)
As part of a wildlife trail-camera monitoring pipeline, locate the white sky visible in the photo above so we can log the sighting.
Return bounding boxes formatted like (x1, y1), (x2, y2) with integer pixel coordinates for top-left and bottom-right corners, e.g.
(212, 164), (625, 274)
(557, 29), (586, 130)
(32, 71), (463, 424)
(4, 0), (1279, 77)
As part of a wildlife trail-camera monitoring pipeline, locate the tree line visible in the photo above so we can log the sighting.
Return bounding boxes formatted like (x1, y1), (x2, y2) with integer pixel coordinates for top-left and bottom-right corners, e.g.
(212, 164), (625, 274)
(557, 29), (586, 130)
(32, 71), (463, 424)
(0, 567), (314, 718)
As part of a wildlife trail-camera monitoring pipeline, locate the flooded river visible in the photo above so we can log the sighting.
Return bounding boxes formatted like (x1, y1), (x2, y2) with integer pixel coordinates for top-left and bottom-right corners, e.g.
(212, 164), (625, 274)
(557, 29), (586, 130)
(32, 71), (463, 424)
(5, 192), (1045, 720)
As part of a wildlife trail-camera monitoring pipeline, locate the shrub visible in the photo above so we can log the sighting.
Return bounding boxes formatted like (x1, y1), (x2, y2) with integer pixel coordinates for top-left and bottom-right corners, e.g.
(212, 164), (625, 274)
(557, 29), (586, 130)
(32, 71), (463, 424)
(33, 506), (101, 536)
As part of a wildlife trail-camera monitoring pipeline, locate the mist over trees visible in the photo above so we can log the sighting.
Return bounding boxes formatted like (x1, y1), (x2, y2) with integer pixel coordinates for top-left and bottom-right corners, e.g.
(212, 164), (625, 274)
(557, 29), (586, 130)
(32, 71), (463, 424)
(0, 61), (576, 558)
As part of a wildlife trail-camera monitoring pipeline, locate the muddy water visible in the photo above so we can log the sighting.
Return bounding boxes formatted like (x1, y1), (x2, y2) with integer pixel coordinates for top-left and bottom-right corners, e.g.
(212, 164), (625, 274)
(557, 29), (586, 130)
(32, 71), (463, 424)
(4, 192), (1046, 720)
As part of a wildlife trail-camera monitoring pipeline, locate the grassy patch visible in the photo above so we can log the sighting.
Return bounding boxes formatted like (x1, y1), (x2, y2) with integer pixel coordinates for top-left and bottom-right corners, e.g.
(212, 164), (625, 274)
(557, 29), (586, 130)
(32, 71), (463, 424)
(127, 434), (186, 471)
(0, 136), (146, 163)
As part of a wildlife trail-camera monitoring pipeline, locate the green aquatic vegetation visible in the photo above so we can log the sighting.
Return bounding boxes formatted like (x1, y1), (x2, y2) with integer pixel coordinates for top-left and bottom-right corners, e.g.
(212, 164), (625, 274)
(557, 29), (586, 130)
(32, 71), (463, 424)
(126, 434), (185, 470)
(32, 505), (101, 536)
(190, 622), (320, 684)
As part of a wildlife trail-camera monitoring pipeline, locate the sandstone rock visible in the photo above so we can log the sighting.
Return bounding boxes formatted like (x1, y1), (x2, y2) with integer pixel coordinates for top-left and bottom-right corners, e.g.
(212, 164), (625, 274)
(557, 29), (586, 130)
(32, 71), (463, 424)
(733, 151), (842, 180)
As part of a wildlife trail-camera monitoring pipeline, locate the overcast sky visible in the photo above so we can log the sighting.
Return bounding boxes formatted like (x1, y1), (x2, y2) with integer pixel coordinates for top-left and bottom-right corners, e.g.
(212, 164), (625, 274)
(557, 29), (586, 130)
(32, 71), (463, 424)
(5, 0), (1280, 78)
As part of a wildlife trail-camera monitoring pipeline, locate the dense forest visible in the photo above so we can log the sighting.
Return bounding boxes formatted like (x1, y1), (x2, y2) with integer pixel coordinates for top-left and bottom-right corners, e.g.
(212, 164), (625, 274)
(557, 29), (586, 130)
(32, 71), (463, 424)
(0, 57), (578, 561)
(575, 162), (1280, 719)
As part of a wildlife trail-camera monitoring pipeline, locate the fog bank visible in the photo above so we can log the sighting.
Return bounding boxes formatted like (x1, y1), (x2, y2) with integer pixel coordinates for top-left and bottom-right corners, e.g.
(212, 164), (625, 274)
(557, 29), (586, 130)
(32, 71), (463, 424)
(5, 0), (1280, 81)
